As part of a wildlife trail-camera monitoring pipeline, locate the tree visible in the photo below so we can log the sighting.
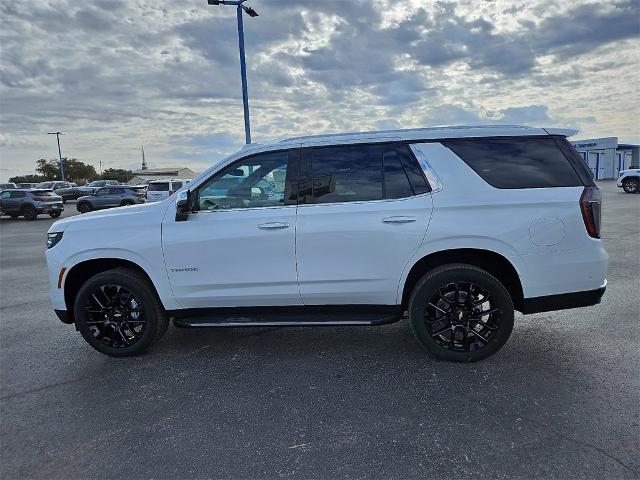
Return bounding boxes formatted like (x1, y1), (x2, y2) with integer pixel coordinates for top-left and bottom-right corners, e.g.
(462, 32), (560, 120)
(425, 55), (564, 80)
(36, 158), (98, 183)
(101, 168), (134, 183)
(8, 174), (46, 184)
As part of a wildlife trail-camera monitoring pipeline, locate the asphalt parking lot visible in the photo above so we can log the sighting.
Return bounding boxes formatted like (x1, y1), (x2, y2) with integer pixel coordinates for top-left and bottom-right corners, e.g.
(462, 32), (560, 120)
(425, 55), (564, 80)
(0, 182), (638, 479)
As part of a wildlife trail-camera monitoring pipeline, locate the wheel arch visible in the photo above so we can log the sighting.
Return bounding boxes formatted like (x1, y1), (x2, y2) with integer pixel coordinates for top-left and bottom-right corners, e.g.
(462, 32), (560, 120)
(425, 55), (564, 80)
(399, 248), (525, 312)
(63, 258), (166, 323)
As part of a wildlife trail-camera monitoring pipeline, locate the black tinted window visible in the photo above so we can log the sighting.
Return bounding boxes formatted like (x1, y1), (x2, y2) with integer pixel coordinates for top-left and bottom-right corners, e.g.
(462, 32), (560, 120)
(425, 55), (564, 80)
(172, 181), (183, 190)
(301, 145), (383, 204)
(444, 138), (582, 189)
(10, 191), (26, 198)
(109, 188), (124, 194)
(148, 182), (169, 191)
(383, 146), (414, 199)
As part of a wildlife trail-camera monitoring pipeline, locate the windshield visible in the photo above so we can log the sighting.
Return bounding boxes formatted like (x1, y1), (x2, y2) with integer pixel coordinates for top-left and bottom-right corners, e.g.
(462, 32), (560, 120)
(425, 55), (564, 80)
(36, 182), (53, 188)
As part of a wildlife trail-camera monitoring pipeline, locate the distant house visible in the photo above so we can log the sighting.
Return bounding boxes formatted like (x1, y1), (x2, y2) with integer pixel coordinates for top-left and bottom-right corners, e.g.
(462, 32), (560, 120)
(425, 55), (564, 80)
(128, 167), (197, 185)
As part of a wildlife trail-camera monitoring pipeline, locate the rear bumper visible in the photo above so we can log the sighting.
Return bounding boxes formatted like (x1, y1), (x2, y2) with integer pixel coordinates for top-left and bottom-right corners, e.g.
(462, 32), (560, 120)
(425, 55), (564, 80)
(520, 280), (606, 314)
(35, 203), (64, 213)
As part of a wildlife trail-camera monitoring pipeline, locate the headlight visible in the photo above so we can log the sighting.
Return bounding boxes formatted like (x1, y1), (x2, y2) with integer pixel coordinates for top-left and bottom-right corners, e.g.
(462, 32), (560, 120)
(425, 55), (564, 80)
(46, 232), (63, 249)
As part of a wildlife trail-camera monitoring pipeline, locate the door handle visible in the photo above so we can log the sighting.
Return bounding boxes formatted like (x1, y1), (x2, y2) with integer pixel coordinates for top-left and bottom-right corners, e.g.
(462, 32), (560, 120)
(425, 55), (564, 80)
(258, 222), (290, 230)
(382, 216), (417, 224)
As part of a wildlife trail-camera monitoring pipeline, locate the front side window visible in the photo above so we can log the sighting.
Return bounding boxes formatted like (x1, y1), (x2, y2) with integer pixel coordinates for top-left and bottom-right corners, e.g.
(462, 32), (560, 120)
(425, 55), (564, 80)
(300, 144), (383, 204)
(197, 150), (294, 211)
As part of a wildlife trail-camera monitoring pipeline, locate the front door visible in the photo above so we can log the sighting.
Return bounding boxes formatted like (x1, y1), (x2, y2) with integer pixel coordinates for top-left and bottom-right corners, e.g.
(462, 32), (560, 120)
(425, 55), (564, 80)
(296, 143), (433, 305)
(161, 149), (301, 308)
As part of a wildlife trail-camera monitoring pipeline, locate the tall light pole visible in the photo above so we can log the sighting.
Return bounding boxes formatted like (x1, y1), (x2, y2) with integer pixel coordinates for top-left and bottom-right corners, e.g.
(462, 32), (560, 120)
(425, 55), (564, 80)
(47, 131), (65, 181)
(207, 0), (258, 145)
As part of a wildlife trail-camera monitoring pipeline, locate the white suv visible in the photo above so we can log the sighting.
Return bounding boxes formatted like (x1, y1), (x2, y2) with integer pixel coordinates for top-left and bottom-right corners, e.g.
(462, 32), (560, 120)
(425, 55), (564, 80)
(145, 179), (188, 202)
(617, 169), (640, 193)
(45, 125), (608, 362)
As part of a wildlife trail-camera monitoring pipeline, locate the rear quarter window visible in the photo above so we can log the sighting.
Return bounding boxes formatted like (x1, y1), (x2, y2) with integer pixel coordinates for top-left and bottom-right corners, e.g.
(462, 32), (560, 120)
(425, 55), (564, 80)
(443, 137), (583, 189)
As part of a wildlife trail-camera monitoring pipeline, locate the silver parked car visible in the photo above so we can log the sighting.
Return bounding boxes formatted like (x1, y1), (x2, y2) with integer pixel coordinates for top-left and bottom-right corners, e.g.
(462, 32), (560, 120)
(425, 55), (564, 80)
(76, 186), (146, 213)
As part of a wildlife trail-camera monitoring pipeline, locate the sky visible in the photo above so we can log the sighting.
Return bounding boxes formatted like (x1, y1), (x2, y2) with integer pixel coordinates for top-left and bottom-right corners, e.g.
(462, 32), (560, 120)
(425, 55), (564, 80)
(0, 0), (639, 180)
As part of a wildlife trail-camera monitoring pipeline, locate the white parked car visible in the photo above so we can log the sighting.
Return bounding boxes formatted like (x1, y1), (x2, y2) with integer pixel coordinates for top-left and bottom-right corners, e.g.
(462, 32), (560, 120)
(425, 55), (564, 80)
(46, 125), (607, 361)
(145, 179), (188, 202)
(616, 168), (640, 193)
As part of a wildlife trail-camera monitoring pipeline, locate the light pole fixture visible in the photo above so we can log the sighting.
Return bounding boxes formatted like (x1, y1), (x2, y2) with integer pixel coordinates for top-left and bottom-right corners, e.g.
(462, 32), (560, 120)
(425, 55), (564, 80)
(206, 0), (258, 144)
(47, 131), (65, 181)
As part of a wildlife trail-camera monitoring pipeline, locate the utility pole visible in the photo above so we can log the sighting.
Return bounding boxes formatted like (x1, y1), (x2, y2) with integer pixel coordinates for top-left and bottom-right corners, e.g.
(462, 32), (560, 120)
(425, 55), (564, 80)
(47, 131), (65, 181)
(206, 0), (258, 144)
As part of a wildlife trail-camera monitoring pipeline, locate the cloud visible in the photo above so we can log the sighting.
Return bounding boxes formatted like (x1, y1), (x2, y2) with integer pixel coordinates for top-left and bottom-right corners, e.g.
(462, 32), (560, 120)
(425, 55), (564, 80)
(0, 0), (638, 180)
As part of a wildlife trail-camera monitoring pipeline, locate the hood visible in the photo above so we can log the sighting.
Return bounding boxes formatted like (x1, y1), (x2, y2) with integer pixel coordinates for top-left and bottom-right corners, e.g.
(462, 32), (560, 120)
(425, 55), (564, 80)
(48, 201), (167, 234)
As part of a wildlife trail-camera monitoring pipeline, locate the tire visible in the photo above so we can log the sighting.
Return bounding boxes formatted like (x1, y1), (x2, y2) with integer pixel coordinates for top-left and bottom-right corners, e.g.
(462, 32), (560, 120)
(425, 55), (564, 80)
(22, 205), (37, 221)
(9, 214), (19, 219)
(622, 178), (639, 194)
(49, 211), (61, 218)
(74, 267), (169, 357)
(408, 263), (514, 362)
(77, 202), (92, 213)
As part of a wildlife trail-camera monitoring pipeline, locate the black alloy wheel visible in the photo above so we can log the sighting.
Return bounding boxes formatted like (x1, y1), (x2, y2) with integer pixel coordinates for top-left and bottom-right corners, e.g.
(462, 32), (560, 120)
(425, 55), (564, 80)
(22, 205), (37, 220)
(622, 178), (639, 193)
(74, 268), (169, 356)
(77, 202), (92, 213)
(409, 264), (514, 362)
(84, 284), (147, 349)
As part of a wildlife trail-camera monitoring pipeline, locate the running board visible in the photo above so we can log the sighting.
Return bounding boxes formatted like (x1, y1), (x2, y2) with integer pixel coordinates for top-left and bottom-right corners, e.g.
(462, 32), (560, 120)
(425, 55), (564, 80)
(170, 306), (402, 329)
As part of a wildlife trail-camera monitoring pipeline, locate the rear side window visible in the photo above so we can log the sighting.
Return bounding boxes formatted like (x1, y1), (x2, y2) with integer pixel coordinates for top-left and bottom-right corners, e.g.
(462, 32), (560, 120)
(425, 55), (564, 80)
(10, 191), (26, 198)
(148, 182), (169, 191)
(383, 146), (414, 199)
(443, 138), (583, 189)
(300, 145), (383, 204)
(172, 181), (183, 190)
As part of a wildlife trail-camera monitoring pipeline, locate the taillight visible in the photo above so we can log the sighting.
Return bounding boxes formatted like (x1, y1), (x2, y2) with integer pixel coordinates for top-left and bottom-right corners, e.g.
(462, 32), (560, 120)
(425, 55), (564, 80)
(580, 186), (602, 239)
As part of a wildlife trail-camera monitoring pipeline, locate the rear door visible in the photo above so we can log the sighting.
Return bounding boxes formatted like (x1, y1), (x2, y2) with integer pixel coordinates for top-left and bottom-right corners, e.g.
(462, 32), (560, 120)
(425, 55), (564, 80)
(295, 142), (433, 305)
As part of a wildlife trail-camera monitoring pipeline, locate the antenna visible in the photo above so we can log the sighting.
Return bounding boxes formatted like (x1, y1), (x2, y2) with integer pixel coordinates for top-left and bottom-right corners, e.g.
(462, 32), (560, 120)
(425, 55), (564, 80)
(142, 145), (147, 170)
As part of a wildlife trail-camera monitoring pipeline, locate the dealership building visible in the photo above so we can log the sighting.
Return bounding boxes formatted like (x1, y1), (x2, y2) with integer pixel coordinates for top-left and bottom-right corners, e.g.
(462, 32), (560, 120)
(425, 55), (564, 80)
(570, 137), (640, 180)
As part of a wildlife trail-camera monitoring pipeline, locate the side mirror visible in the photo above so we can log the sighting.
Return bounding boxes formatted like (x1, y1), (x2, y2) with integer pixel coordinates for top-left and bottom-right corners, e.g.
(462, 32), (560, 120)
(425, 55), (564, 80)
(175, 190), (191, 222)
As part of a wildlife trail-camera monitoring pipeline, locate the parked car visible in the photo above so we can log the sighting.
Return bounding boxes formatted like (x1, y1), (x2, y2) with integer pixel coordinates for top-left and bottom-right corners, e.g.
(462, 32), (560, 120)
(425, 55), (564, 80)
(54, 182), (83, 202)
(145, 179), (186, 202)
(76, 185), (146, 213)
(78, 180), (121, 195)
(0, 183), (17, 190)
(46, 125), (607, 360)
(1, 189), (63, 220)
(36, 181), (71, 191)
(617, 169), (640, 193)
(16, 183), (38, 189)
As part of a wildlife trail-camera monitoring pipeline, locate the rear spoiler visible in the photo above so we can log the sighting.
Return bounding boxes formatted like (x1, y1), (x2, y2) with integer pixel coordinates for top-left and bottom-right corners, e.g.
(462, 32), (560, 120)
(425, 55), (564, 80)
(544, 128), (579, 137)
